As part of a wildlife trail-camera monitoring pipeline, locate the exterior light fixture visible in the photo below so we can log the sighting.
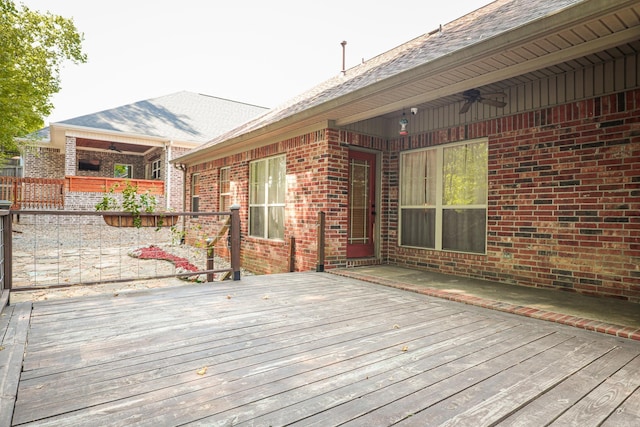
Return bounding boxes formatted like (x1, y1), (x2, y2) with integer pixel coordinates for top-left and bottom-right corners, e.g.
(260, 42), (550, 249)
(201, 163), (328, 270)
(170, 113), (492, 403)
(399, 113), (409, 136)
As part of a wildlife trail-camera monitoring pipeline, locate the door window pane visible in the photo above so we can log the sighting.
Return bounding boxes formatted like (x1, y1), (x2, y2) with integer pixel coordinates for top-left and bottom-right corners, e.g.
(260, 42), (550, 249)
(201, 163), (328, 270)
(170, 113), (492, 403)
(349, 159), (369, 243)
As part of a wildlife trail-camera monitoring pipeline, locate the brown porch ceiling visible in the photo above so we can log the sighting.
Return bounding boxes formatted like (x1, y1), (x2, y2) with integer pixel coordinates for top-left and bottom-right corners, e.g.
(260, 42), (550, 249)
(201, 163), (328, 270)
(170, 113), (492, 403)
(75, 138), (150, 154)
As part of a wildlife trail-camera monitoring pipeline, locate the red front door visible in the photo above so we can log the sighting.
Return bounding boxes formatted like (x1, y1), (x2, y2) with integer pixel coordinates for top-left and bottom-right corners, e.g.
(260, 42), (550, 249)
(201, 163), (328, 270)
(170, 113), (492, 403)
(347, 150), (376, 258)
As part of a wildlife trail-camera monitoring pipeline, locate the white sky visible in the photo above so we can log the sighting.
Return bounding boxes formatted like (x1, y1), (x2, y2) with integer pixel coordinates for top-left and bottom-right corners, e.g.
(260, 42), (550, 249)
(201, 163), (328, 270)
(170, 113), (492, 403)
(19, 0), (491, 124)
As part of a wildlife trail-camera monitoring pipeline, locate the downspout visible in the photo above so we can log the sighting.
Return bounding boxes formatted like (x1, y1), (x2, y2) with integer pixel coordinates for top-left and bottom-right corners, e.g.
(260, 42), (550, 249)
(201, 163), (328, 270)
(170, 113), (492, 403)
(173, 162), (188, 244)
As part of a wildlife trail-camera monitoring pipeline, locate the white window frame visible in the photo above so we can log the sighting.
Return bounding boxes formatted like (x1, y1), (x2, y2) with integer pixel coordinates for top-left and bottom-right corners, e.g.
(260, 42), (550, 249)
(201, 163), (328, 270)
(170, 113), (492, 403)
(219, 167), (231, 211)
(399, 138), (488, 254)
(249, 155), (285, 240)
(151, 159), (162, 179)
(191, 173), (200, 212)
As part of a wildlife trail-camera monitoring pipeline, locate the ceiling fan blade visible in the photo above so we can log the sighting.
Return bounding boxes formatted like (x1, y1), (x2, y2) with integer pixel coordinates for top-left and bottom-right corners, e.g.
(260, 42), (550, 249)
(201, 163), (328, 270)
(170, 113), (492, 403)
(480, 91), (507, 98)
(479, 98), (507, 108)
(459, 101), (473, 114)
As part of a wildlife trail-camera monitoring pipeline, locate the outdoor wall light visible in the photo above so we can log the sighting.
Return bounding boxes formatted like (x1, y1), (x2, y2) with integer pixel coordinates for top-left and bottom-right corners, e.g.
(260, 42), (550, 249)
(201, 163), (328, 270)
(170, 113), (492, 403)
(399, 114), (409, 136)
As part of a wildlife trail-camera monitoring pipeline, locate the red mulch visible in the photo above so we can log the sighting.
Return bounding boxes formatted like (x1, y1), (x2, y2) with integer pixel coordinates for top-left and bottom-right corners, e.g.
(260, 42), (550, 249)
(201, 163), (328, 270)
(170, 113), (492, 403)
(132, 245), (199, 272)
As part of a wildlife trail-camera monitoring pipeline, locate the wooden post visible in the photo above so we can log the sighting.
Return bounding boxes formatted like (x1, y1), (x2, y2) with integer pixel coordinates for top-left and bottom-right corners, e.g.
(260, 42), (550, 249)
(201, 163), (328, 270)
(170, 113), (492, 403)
(316, 211), (325, 272)
(230, 205), (241, 280)
(206, 237), (214, 282)
(289, 236), (296, 272)
(12, 180), (19, 210)
(3, 211), (12, 290)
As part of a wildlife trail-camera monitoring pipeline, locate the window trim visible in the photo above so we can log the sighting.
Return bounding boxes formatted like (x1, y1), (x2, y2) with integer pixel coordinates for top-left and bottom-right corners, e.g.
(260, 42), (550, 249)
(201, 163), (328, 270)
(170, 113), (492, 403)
(191, 173), (200, 213)
(151, 158), (162, 179)
(398, 138), (488, 254)
(249, 154), (286, 241)
(219, 166), (231, 212)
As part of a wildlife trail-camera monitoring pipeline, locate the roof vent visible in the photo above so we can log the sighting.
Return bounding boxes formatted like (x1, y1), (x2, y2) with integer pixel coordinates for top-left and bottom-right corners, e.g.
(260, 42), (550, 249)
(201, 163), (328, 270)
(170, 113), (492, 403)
(428, 24), (443, 36)
(341, 40), (347, 75)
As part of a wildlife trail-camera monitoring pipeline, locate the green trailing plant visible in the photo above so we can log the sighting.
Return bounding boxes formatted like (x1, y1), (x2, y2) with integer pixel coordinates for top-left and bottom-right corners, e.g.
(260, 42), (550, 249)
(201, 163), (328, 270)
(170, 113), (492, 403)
(170, 222), (205, 247)
(95, 181), (161, 228)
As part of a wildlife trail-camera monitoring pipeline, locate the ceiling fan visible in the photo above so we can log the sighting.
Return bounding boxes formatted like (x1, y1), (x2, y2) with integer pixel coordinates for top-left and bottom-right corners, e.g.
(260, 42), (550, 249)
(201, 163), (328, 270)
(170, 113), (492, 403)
(459, 89), (507, 114)
(107, 142), (122, 153)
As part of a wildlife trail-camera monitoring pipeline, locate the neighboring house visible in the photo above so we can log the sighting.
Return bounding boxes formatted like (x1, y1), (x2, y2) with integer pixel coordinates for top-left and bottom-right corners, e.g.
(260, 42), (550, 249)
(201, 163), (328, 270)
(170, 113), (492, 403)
(175, 0), (640, 302)
(18, 91), (268, 211)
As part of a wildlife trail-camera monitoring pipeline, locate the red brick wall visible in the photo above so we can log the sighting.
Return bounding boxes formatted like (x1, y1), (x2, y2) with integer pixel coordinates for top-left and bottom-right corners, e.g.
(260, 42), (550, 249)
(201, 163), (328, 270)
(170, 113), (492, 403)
(188, 89), (638, 302)
(387, 89), (640, 302)
(187, 130), (386, 274)
(186, 130), (337, 274)
(183, 163), (227, 250)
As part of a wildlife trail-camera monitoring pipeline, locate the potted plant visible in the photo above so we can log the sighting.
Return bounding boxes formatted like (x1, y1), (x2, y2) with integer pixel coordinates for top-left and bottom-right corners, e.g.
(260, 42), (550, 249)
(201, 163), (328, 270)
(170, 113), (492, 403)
(95, 181), (178, 228)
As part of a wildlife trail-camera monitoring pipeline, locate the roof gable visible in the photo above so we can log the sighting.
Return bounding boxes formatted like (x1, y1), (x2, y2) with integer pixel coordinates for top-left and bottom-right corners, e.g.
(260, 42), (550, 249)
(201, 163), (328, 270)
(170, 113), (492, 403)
(45, 91), (268, 144)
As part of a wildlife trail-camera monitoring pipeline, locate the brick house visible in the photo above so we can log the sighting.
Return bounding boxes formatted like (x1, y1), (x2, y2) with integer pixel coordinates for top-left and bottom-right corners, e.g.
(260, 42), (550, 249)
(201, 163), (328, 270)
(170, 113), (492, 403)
(175, 0), (640, 302)
(21, 91), (267, 210)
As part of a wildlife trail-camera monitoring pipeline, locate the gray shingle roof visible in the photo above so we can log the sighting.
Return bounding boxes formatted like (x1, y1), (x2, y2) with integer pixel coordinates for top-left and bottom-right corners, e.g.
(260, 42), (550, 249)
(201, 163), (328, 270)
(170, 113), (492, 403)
(187, 0), (583, 156)
(48, 91), (268, 143)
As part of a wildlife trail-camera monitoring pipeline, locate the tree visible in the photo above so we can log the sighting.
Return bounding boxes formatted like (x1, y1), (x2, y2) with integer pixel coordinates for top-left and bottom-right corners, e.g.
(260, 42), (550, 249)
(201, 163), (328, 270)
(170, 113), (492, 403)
(0, 0), (86, 156)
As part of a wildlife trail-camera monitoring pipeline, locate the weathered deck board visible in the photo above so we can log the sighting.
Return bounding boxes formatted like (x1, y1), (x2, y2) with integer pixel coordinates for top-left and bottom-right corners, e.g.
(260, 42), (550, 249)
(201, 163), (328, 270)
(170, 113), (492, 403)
(498, 347), (640, 426)
(601, 387), (640, 427)
(200, 323), (539, 426)
(389, 338), (618, 426)
(18, 304), (453, 414)
(0, 303), (31, 427)
(21, 297), (435, 383)
(7, 272), (640, 426)
(547, 354), (640, 426)
(97, 315), (506, 426)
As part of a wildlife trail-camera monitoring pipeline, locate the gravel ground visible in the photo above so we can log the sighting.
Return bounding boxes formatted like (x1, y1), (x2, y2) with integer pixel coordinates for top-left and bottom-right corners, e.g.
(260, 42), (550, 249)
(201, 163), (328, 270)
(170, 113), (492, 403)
(9, 219), (252, 303)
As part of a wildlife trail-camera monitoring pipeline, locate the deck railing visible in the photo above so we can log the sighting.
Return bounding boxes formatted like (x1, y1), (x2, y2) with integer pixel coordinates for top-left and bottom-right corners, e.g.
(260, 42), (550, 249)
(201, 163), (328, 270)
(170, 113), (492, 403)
(4, 206), (241, 293)
(0, 177), (65, 209)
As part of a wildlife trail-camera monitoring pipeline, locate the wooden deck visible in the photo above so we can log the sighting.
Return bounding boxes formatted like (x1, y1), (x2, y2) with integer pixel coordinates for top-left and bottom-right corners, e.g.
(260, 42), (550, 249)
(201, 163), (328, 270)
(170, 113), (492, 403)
(2, 272), (640, 426)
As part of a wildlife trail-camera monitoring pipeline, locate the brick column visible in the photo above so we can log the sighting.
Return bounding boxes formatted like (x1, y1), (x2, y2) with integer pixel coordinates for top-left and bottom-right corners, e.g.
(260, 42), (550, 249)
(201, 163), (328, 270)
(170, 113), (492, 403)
(64, 136), (76, 176)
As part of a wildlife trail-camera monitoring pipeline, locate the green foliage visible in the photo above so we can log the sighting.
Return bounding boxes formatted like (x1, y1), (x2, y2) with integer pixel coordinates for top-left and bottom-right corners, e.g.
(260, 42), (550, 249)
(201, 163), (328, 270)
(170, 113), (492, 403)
(0, 0), (86, 156)
(170, 222), (205, 247)
(442, 142), (488, 206)
(95, 182), (159, 228)
(94, 183), (120, 211)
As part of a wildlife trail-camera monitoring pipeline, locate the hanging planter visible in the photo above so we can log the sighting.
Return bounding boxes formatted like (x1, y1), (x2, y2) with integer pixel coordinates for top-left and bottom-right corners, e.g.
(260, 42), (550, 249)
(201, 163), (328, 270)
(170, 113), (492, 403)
(102, 214), (179, 228)
(96, 181), (177, 228)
